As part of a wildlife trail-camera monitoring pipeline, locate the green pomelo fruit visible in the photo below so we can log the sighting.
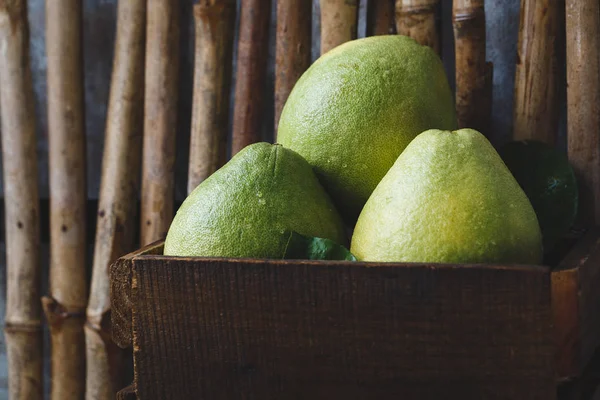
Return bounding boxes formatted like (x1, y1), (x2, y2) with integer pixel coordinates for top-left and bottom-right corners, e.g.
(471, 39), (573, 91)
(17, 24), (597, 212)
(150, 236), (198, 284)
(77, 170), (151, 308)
(164, 143), (347, 258)
(277, 35), (457, 223)
(500, 140), (578, 252)
(351, 129), (543, 264)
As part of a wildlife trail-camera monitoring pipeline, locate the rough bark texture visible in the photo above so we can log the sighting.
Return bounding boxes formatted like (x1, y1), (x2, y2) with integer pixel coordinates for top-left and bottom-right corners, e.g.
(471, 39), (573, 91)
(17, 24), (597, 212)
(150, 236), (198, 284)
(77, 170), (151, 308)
(320, 0), (358, 55)
(274, 0), (311, 135)
(566, 0), (600, 225)
(0, 1), (43, 398)
(188, 1), (236, 193)
(367, 0), (396, 36)
(231, 0), (271, 155)
(85, 0), (146, 398)
(141, 0), (180, 245)
(453, 0), (492, 136)
(44, 0), (88, 398)
(513, 0), (560, 144)
(396, 0), (440, 53)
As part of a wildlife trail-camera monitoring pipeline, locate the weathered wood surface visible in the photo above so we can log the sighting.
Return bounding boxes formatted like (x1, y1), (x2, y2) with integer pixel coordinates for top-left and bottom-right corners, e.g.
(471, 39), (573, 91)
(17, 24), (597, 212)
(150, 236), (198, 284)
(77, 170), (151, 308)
(112, 246), (555, 399)
(140, 0), (180, 245)
(513, 0), (560, 144)
(396, 0), (440, 53)
(553, 230), (600, 381)
(453, 0), (492, 136)
(188, 1), (236, 193)
(110, 241), (165, 349)
(274, 0), (311, 135)
(320, 0), (359, 54)
(367, 0), (396, 36)
(85, 0), (146, 398)
(0, 1), (42, 398)
(566, 0), (600, 225)
(231, 0), (271, 155)
(44, 0), (88, 397)
(116, 384), (137, 400)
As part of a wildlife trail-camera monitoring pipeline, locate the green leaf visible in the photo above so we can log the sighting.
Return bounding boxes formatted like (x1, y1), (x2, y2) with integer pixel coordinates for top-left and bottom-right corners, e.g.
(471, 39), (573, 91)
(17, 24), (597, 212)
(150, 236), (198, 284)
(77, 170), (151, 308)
(282, 231), (357, 261)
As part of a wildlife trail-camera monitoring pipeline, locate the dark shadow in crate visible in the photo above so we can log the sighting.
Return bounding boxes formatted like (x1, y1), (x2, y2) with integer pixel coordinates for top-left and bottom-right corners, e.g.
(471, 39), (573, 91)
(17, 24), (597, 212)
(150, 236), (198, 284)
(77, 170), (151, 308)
(110, 230), (600, 400)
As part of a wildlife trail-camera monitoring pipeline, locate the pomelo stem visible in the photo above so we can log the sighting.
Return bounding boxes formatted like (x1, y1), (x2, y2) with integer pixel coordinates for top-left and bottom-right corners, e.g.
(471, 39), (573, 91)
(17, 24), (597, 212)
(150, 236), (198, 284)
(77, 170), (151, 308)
(0, 1), (43, 398)
(44, 0), (88, 397)
(85, 0), (146, 398)
(141, 0), (180, 245)
(566, 0), (600, 225)
(513, 0), (561, 145)
(396, 0), (440, 54)
(189, 1), (236, 193)
(452, 0), (493, 137)
(231, 0), (271, 155)
(275, 0), (311, 135)
(320, 0), (359, 55)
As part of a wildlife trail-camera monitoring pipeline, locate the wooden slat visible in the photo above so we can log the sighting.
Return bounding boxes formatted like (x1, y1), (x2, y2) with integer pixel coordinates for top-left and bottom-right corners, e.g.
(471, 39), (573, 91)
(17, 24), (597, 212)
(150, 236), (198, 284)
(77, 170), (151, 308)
(188, 1), (236, 193)
(110, 241), (165, 349)
(230, 0), (271, 155)
(274, 0), (311, 135)
(141, 0), (181, 245)
(513, 0), (561, 144)
(553, 229), (600, 380)
(566, 0), (600, 225)
(320, 0), (359, 55)
(396, 0), (440, 53)
(117, 257), (554, 399)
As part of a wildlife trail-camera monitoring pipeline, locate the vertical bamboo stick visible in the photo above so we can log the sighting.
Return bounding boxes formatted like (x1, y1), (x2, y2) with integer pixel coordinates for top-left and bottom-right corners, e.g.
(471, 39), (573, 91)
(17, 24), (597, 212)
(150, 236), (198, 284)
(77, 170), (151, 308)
(367, 0), (396, 36)
(43, 1), (87, 398)
(85, 1), (146, 398)
(0, 1), (42, 399)
(396, 0), (440, 52)
(513, 0), (560, 144)
(566, 0), (600, 225)
(453, 0), (492, 134)
(141, 0), (180, 245)
(231, 0), (271, 155)
(274, 0), (311, 134)
(320, 0), (359, 55)
(188, 0), (236, 193)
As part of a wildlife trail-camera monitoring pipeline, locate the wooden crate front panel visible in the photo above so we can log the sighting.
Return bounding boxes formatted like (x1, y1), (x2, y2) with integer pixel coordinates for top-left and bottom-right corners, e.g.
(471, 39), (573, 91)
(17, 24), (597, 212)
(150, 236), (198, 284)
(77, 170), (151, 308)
(129, 258), (555, 400)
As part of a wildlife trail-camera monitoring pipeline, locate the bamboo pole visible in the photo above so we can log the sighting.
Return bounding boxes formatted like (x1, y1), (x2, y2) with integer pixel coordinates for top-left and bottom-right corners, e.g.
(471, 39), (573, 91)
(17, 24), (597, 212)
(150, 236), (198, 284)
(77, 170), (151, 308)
(43, 0), (87, 398)
(231, 0), (271, 155)
(274, 0), (311, 134)
(452, 0), (492, 134)
(0, 1), (42, 398)
(141, 0), (180, 245)
(566, 0), (600, 225)
(513, 0), (560, 144)
(367, 0), (396, 36)
(320, 0), (359, 55)
(396, 0), (440, 52)
(85, 1), (146, 398)
(188, 1), (236, 193)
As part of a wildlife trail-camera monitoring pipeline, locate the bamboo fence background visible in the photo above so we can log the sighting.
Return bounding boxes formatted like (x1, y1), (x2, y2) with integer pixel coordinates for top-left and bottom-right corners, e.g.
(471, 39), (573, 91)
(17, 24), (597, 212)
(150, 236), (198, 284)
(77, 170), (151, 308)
(0, 0), (577, 397)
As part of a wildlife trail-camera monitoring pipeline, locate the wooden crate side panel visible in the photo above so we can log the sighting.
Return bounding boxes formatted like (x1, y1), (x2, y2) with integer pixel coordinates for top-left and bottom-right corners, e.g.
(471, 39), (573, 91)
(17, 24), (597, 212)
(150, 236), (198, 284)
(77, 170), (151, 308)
(553, 229), (600, 379)
(110, 241), (164, 348)
(131, 259), (555, 400)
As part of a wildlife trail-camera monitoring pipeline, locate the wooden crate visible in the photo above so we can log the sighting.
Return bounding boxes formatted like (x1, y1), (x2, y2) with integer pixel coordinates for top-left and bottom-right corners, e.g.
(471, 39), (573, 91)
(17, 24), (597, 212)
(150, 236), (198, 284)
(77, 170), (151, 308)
(111, 230), (600, 400)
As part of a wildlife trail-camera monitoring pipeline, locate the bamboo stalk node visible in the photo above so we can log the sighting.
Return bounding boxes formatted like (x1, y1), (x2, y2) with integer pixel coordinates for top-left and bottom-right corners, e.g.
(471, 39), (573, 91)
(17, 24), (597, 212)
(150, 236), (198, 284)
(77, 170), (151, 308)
(452, 7), (486, 23)
(42, 296), (86, 328)
(4, 322), (42, 333)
